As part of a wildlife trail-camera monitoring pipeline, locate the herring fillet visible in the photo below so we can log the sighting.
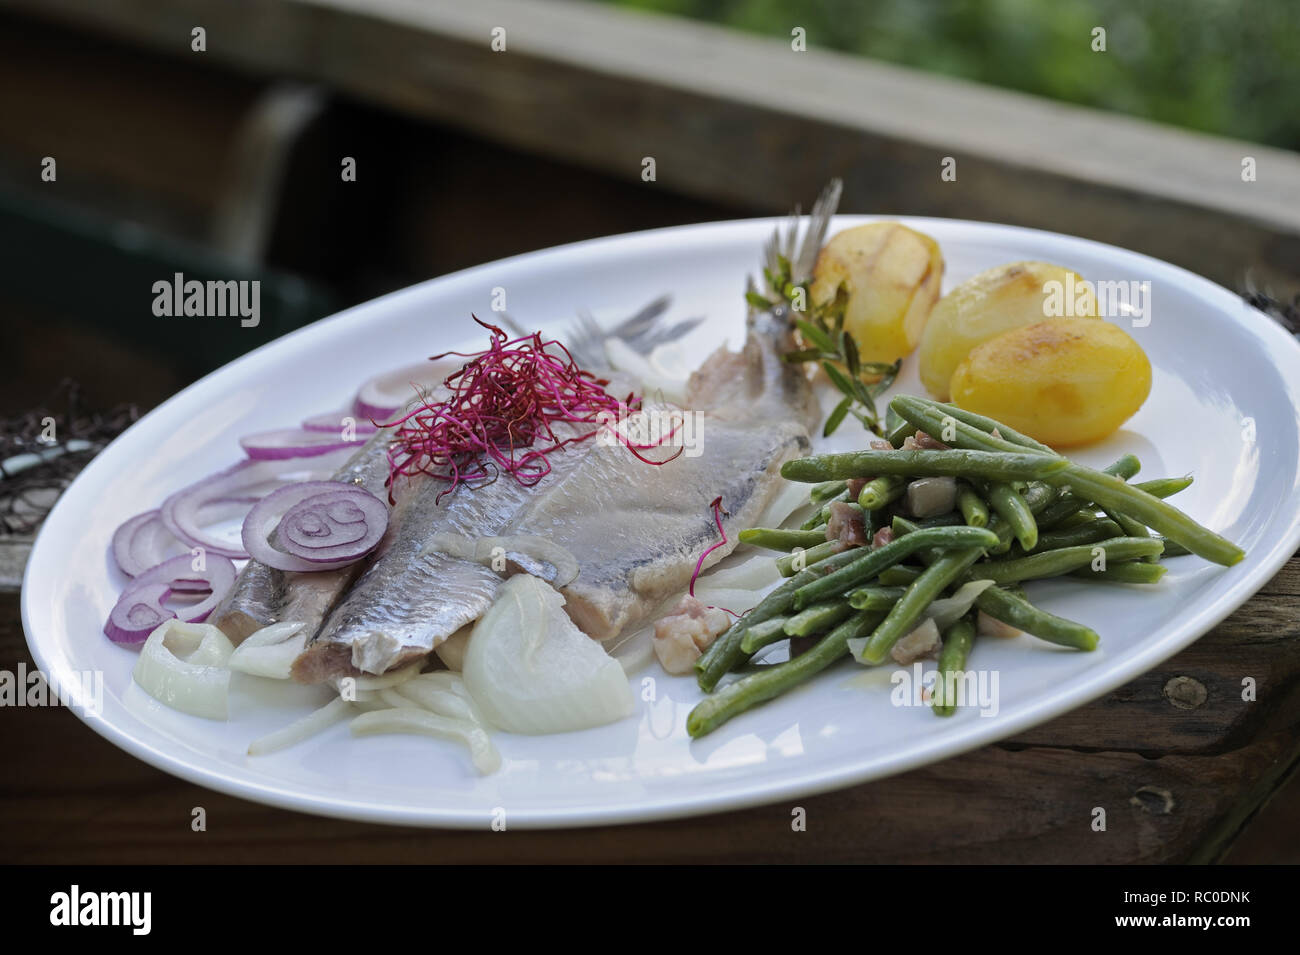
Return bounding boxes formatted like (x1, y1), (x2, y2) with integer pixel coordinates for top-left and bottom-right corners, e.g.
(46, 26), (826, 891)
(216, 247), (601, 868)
(207, 428), (393, 644)
(513, 309), (819, 639)
(290, 309), (817, 682)
(290, 425), (596, 683)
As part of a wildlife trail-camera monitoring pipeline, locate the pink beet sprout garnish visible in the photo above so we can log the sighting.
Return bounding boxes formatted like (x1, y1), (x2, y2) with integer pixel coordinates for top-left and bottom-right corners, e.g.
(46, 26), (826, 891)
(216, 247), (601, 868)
(384, 317), (681, 501)
(690, 496), (730, 600)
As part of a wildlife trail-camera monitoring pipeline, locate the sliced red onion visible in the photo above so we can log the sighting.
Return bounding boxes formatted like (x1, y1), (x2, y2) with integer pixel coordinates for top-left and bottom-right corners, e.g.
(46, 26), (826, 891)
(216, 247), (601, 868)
(302, 411), (380, 436)
(112, 501), (257, 580)
(353, 361), (453, 422)
(159, 450), (356, 560)
(104, 553), (237, 645)
(241, 482), (388, 572)
(240, 427), (366, 461)
(112, 510), (175, 577)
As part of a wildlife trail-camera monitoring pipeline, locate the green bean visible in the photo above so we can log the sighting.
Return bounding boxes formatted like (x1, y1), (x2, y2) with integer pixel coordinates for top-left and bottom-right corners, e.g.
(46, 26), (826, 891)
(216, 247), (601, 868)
(809, 480), (848, 505)
(1019, 518), (1123, 555)
(695, 546), (872, 691)
(776, 539), (847, 577)
(814, 500), (864, 529)
(1101, 505), (1157, 561)
(1134, 475), (1193, 498)
(972, 536), (1164, 585)
(1070, 562), (1168, 584)
(858, 474), (906, 510)
(984, 481), (1038, 551)
(847, 585), (906, 611)
(866, 504), (891, 538)
(972, 535), (1164, 587)
(1052, 508), (1102, 530)
(799, 489), (846, 529)
(973, 585), (1098, 651)
(730, 616), (792, 655)
(891, 515), (922, 537)
(884, 407), (912, 447)
(855, 546), (986, 664)
(891, 513), (962, 536)
(895, 397), (1058, 455)
(957, 484), (989, 528)
(739, 527), (827, 552)
(1049, 469), (1240, 566)
(932, 617), (976, 717)
(878, 564), (923, 586)
(781, 448), (1068, 484)
(791, 525), (1000, 611)
(1155, 536), (1192, 557)
(687, 611), (885, 737)
(777, 601), (854, 642)
(887, 397), (1242, 566)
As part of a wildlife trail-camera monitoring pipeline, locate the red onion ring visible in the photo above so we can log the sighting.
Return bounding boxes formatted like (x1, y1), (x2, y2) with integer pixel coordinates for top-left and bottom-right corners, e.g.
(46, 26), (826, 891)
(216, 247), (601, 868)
(159, 449), (357, 559)
(353, 361), (454, 422)
(103, 553), (237, 645)
(241, 481), (388, 572)
(112, 500), (256, 579)
(240, 427), (366, 460)
(301, 411), (380, 436)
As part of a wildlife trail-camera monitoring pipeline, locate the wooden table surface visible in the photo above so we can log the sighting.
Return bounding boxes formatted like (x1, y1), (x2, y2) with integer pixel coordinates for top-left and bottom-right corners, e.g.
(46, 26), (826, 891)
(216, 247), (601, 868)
(4, 556), (1298, 864)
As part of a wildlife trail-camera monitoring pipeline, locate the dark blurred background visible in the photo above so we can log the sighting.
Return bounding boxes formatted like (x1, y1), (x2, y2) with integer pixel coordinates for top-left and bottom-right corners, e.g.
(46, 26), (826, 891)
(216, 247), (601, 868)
(2, 0), (1297, 419)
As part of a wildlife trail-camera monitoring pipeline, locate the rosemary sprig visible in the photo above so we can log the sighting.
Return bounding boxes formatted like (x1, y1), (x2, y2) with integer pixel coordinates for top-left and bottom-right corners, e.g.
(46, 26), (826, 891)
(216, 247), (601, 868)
(747, 255), (900, 438)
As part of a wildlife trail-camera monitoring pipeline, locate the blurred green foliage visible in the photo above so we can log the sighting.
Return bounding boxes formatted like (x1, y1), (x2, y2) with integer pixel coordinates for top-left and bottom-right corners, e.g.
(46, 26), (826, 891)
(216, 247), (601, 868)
(597, 0), (1300, 150)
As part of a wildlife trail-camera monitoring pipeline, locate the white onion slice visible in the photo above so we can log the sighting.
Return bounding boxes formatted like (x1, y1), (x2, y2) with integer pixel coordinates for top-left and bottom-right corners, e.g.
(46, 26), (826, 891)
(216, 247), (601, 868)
(247, 697), (353, 755)
(132, 620), (234, 719)
(227, 622), (308, 678)
(693, 550), (781, 593)
(924, 579), (996, 632)
(336, 659), (424, 692)
(394, 673), (484, 724)
(758, 479), (813, 531)
(350, 708), (501, 775)
(462, 574), (633, 734)
(433, 624), (472, 671)
(608, 624), (655, 674)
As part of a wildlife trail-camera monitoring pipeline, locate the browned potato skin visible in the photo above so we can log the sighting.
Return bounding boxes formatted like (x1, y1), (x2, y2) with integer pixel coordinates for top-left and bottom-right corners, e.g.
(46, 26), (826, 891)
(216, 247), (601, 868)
(809, 223), (944, 364)
(949, 319), (1152, 448)
(917, 261), (1099, 400)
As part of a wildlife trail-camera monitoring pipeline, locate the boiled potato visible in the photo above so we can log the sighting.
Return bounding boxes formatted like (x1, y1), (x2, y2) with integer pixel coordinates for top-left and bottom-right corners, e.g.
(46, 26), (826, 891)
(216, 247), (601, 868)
(809, 222), (943, 364)
(917, 261), (1099, 399)
(949, 319), (1151, 447)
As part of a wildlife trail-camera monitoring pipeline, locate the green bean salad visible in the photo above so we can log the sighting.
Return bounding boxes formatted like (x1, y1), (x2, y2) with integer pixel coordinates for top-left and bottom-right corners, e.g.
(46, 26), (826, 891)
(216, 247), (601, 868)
(687, 394), (1244, 737)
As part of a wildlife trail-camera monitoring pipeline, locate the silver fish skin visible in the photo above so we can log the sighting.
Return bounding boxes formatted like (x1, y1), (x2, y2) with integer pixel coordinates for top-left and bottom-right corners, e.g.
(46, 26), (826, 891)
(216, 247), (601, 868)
(511, 308), (819, 640)
(207, 428), (393, 644)
(290, 309), (816, 681)
(290, 425), (597, 683)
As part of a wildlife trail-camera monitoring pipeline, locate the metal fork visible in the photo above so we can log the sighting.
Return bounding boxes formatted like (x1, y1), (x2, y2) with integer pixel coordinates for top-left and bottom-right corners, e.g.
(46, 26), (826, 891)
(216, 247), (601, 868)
(499, 296), (705, 369)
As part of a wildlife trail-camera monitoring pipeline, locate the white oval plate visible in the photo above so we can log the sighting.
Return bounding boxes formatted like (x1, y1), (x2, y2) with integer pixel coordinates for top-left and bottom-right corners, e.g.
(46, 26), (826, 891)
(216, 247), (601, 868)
(22, 217), (1300, 828)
